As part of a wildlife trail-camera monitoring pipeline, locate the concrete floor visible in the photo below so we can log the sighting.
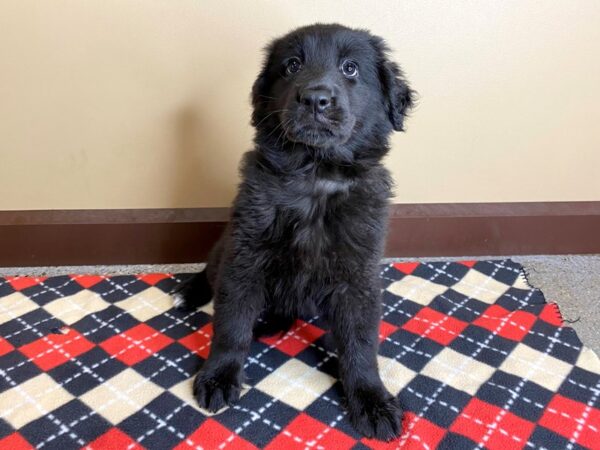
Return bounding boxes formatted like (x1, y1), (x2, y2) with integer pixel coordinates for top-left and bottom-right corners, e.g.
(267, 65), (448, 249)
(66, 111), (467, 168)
(513, 255), (600, 355)
(1, 255), (598, 355)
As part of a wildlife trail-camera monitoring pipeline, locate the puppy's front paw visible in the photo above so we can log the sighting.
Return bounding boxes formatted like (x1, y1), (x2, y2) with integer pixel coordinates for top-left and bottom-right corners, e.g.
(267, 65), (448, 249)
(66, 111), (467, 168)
(347, 389), (403, 441)
(193, 364), (242, 413)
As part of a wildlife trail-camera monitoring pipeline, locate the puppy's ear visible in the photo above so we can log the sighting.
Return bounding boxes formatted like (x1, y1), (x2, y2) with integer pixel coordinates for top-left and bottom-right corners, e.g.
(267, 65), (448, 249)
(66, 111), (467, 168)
(252, 70), (267, 126)
(250, 44), (274, 127)
(371, 37), (415, 132)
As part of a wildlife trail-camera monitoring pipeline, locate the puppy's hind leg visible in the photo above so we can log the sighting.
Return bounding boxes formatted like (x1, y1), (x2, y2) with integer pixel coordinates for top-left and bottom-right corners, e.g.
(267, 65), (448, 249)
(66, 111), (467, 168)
(173, 235), (225, 310)
(172, 269), (213, 310)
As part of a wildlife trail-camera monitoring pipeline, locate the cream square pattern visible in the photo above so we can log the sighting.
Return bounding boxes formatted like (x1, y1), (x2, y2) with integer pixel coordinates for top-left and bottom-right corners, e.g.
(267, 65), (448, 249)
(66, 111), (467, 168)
(116, 287), (174, 322)
(576, 347), (600, 373)
(0, 292), (40, 324)
(255, 359), (336, 410)
(378, 355), (417, 396)
(452, 269), (510, 304)
(386, 275), (448, 306)
(421, 348), (496, 395)
(80, 368), (163, 424)
(0, 373), (74, 428)
(44, 290), (110, 325)
(500, 343), (573, 391)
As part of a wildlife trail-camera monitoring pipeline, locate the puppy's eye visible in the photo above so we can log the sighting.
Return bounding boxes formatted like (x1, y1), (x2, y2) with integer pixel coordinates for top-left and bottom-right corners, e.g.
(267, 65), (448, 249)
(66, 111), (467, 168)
(341, 60), (359, 78)
(285, 57), (302, 75)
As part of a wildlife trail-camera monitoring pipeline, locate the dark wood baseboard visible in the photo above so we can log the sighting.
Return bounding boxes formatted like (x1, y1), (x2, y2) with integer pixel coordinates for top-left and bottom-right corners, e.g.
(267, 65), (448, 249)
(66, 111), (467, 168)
(1, 202), (599, 267)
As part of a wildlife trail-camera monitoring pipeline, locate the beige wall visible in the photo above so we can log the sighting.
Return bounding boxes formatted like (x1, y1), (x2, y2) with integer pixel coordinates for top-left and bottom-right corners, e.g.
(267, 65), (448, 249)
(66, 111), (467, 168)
(1, 0), (599, 210)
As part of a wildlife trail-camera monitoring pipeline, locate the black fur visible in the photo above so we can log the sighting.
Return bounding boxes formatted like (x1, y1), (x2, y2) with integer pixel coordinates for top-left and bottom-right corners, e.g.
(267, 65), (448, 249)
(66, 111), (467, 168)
(177, 24), (414, 441)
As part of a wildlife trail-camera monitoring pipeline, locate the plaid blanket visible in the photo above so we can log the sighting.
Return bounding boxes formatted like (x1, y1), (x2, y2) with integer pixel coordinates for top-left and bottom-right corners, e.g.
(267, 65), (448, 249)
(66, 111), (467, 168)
(0, 260), (599, 449)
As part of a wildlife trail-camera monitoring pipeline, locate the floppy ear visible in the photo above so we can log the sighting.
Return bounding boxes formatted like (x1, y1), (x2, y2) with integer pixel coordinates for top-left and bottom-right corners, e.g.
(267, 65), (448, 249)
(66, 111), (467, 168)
(250, 43), (275, 127)
(250, 71), (268, 127)
(372, 37), (415, 131)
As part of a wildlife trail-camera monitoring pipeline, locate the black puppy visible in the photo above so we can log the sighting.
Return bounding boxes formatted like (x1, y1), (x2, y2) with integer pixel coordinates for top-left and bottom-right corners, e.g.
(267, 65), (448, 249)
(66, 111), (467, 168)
(176, 23), (414, 440)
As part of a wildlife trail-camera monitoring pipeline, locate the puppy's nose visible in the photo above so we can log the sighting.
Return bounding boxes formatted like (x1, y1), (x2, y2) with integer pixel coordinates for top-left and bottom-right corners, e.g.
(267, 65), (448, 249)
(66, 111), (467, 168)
(299, 89), (332, 113)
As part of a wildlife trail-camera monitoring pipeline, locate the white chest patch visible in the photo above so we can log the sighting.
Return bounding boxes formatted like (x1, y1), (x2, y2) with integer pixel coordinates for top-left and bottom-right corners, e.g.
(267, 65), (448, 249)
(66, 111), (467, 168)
(313, 178), (352, 195)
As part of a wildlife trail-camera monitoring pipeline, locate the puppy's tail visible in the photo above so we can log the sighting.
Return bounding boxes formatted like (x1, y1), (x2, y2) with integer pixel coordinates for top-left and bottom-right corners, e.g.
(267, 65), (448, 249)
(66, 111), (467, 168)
(172, 269), (213, 310)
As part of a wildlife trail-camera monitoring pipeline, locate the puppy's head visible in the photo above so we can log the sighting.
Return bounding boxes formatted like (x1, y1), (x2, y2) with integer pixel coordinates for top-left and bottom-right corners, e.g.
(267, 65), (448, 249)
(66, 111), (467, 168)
(252, 24), (414, 153)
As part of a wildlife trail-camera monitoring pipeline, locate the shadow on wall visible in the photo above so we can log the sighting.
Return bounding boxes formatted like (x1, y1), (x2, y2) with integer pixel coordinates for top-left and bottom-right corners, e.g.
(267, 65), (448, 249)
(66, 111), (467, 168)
(170, 104), (235, 208)
(166, 11), (275, 209)
(163, 105), (233, 262)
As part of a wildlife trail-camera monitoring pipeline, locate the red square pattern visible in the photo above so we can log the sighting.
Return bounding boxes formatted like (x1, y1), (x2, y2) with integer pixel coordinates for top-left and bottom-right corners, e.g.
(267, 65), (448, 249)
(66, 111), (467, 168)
(379, 320), (399, 342)
(0, 433), (34, 450)
(84, 428), (145, 450)
(458, 260), (477, 268)
(362, 412), (445, 449)
(100, 323), (173, 366)
(137, 273), (171, 285)
(393, 262), (420, 274)
(473, 305), (537, 341)
(402, 307), (468, 345)
(19, 329), (95, 371)
(265, 413), (355, 450)
(539, 394), (600, 449)
(179, 323), (213, 359)
(0, 337), (14, 357)
(259, 320), (326, 357)
(174, 419), (257, 450)
(450, 398), (535, 449)
(5, 276), (47, 291)
(71, 275), (105, 289)
(539, 303), (564, 327)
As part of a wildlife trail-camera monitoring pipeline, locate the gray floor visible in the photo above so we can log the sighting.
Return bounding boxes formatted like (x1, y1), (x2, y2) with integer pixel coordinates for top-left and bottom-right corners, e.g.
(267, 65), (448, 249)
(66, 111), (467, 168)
(514, 255), (600, 355)
(1, 255), (598, 355)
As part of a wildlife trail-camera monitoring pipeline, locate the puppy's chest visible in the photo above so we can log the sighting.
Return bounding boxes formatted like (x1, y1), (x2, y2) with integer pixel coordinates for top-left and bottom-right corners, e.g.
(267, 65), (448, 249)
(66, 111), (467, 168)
(311, 177), (352, 196)
(274, 174), (353, 258)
